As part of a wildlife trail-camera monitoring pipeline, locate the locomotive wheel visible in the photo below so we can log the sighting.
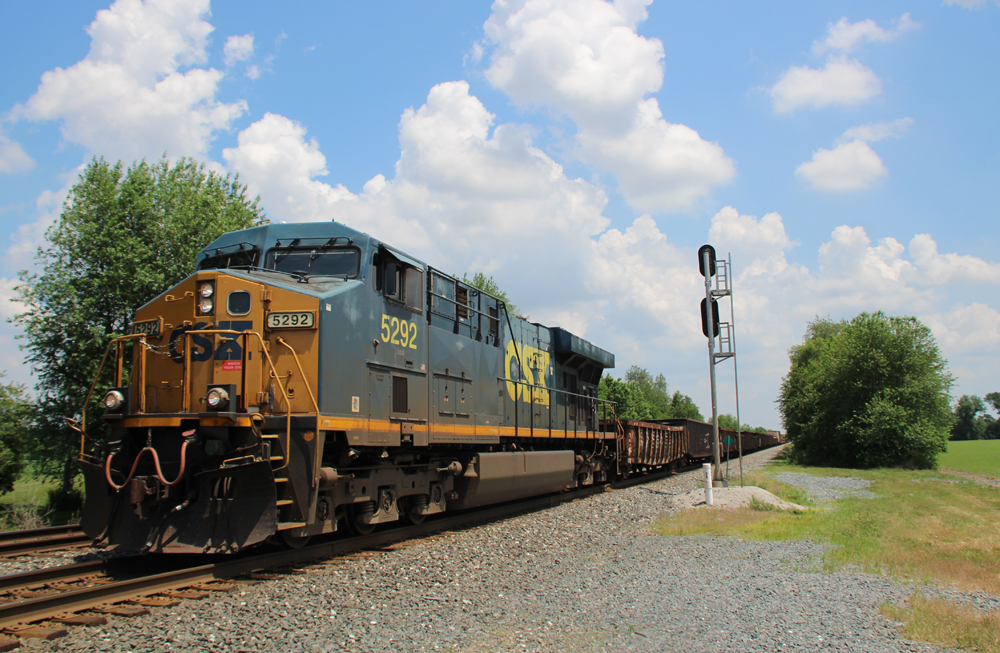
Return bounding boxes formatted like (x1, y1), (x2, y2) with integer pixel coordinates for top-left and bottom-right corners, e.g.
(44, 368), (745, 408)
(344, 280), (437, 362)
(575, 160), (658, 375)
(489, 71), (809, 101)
(346, 503), (376, 536)
(281, 532), (312, 549)
(404, 495), (428, 525)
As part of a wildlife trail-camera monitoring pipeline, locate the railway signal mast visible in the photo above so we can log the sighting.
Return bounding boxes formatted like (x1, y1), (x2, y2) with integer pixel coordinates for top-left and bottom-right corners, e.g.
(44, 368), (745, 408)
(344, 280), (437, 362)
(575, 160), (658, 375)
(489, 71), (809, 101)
(698, 245), (736, 486)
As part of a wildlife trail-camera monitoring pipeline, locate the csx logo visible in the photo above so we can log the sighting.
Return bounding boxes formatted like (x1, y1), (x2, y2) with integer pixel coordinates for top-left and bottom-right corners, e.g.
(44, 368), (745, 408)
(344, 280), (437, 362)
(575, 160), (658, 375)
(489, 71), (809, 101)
(504, 341), (551, 405)
(168, 321), (252, 364)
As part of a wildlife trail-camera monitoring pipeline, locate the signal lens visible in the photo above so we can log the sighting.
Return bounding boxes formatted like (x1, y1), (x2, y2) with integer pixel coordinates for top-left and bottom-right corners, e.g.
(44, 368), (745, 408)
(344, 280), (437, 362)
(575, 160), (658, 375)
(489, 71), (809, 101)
(199, 282), (214, 298)
(198, 298), (214, 314)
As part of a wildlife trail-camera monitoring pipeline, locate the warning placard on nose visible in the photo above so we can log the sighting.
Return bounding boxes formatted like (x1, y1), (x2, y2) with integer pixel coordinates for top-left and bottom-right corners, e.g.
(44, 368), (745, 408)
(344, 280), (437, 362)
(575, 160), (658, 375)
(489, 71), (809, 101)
(221, 361), (242, 371)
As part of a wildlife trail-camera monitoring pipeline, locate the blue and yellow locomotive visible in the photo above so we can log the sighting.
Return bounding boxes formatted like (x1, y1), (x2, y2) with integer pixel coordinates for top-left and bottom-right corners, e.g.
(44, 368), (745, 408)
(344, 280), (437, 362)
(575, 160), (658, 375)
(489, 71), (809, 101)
(77, 221), (617, 552)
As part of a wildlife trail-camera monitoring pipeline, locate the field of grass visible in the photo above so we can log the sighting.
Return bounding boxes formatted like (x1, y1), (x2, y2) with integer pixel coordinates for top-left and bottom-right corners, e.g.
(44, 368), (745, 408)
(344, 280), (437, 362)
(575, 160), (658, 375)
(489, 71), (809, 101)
(0, 475), (58, 507)
(940, 440), (1000, 478)
(655, 459), (1000, 652)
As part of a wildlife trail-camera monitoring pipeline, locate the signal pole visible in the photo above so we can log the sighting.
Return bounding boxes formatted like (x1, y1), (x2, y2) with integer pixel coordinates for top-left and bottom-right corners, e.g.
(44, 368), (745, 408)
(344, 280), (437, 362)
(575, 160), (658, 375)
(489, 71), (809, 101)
(699, 244), (735, 486)
(699, 245), (723, 484)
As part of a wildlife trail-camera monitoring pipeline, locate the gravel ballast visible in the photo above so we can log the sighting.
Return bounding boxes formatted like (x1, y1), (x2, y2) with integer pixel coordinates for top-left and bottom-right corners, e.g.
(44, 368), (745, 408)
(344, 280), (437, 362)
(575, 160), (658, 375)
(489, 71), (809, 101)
(12, 447), (973, 652)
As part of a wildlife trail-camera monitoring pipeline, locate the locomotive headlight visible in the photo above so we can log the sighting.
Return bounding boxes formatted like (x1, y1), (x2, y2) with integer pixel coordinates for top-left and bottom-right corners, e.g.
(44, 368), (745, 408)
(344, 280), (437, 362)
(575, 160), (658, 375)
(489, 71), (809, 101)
(206, 387), (230, 409)
(198, 298), (214, 315)
(198, 282), (214, 298)
(103, 390), (125, 411)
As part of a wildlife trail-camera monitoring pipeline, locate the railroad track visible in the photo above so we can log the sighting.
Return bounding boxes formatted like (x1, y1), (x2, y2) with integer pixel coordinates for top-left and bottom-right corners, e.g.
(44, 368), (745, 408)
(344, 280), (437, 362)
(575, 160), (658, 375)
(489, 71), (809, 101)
(0, 466), (683, 644)
(0, 525), (89, 559)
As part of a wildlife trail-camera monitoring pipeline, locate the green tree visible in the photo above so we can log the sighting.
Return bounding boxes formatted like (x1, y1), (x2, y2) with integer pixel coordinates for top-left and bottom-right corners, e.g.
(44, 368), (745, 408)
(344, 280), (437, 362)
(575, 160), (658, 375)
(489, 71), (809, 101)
(0, 376), (34, 495)
(666, 391), (703, 420)
(778, 312), (953, 469)
(984, 392), (1000, 440)
(950, 395), (988, 441)
(717, 413), (769, 434)
(624, 366), (672, 417)
(12, 156), (267, 496)
(462, 272), (520, 318)
(598, 376), (651, 420)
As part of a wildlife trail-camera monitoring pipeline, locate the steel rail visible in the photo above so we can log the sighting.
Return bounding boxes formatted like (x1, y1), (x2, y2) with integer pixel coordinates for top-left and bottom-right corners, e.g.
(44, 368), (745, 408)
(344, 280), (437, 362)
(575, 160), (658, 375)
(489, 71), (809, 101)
(0, 531), (90, 558)
(0, 560), (106, 595)
(0, 525), (81, 546)
(0, 463), (693, 630)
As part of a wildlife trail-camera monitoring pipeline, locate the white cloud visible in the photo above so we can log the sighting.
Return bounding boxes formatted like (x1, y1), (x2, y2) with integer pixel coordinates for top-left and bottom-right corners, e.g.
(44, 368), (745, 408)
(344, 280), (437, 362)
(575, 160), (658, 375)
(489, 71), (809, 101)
(245, 65), (260, 80)
(222, 112), (356, 225)
(812, 14), (918, 55)
(0, 136), (35, 173)
(922, 303), (1000, 353)
(909, 233), (1000, 284)
(484, 0), (662, 126)
(795, 118), (912, 191)
(796, 140), (887, 191)
(574, 99), (734, 212)
(11, 0), (246, 162)
(225, 82), (610, 283)
(770, 56), (882, 113)
(223, 34), (254, 67)
(841, 117), (913, 143)
(482, 0), (733, 213)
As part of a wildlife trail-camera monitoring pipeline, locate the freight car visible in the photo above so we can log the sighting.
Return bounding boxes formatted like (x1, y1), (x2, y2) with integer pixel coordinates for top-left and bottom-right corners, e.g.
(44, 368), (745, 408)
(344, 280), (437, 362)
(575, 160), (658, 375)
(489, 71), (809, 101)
(74, 220), (781, 554)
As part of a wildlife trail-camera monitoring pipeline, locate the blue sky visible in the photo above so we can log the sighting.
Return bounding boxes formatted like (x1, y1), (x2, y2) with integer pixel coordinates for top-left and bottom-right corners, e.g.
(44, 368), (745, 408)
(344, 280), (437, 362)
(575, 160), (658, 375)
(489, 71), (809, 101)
(1, 0), (998, 429)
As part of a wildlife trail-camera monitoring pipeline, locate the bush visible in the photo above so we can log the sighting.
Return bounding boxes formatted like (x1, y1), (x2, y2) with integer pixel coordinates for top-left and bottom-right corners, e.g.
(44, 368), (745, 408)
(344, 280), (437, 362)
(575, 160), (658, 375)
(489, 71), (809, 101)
(47, 487), (83, 513)
(779, 313), (953, 469)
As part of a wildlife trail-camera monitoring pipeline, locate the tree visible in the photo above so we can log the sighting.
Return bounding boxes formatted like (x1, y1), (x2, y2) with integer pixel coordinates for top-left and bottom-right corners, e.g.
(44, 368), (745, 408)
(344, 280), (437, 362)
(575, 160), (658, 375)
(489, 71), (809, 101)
(950, 395), (988, 440)
(666, 391), (703, 420)
(624, 366), (672, 417)
(12, 156), (267, 496)
(462, 272), (521, 318)
(985, 392), (1000, 440)
(0, 376), (33, 495)
(717, 413), (768, 434)
(778, 312), (953, 469)
(598, 376), (651, 420)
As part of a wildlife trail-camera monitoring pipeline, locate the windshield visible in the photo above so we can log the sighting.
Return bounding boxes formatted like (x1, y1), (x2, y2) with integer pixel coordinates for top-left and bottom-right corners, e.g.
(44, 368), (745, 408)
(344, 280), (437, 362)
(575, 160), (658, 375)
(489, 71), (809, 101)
(199, 245), (259, 270)
(265, 247), (360, 278)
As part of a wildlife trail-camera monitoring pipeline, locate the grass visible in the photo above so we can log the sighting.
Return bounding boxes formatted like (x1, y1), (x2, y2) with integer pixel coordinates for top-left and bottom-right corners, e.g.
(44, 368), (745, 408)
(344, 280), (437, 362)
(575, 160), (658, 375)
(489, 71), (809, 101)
(881, 593), (1000, 653)
(941, 440), (1000, 478)
(0, 474), (59, 507)
(655, 459), (1000, 650)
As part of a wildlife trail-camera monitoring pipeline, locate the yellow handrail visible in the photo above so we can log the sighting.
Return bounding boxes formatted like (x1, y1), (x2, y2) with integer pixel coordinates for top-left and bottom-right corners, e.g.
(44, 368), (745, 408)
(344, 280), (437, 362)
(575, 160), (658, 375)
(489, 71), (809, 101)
(74, 328), (317, 475)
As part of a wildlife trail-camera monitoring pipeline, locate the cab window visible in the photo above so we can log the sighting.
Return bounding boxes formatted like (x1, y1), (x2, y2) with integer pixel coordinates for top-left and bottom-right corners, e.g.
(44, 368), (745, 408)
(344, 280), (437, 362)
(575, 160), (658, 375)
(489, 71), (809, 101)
(376, 251), (423, 312)
(265, 247), (360, 278)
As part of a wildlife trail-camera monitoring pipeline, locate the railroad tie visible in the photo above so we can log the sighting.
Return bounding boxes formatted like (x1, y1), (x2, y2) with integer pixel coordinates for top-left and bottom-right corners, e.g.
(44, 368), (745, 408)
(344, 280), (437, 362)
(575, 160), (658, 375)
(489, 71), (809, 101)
(1, 624), (68, 641)
(50, 614), (107, 627)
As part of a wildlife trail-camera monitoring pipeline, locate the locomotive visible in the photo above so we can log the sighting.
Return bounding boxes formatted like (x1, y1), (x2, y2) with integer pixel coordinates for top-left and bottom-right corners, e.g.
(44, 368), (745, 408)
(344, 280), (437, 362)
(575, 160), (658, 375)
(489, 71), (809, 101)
(76, 221), (620, 553)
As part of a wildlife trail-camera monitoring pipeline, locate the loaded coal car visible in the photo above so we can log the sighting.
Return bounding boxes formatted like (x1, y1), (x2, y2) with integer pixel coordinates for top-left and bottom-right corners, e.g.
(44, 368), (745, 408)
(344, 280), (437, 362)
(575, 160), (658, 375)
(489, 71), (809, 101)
(75, 221), (618, 553)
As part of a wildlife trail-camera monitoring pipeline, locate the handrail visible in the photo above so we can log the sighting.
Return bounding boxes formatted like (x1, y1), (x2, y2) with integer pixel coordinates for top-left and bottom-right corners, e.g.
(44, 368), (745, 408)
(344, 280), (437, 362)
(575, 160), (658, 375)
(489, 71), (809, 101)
(500, 375), (615, 438)
(75, 329), (303, 473)
(76, 334), (149, 456)
(276, 338), (319, 413)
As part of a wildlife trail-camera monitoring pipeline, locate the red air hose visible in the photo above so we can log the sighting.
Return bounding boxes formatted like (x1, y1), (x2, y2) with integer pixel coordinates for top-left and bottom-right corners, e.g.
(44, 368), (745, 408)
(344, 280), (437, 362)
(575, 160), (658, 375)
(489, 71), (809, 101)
(104, 439), (190, 491)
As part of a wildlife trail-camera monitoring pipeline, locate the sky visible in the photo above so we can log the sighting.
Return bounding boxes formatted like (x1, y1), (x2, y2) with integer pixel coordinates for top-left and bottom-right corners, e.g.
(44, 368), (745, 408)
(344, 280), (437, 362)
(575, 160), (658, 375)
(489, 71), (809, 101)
(1, 0), (998, 431)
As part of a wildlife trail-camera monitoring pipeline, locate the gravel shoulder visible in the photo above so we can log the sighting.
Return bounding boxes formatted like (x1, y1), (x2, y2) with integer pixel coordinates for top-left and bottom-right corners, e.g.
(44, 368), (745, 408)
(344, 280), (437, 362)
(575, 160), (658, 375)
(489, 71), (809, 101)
(15, 447), (962, 652)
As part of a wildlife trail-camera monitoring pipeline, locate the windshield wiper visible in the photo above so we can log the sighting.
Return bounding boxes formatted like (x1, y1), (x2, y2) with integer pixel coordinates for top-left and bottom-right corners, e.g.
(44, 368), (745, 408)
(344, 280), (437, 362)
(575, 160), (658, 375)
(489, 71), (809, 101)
(229, 265), (309, 282)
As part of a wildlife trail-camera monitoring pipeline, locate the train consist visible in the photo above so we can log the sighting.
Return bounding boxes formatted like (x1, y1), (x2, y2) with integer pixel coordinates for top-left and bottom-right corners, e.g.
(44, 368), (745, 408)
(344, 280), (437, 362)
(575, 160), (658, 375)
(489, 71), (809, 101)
(75, 221), (780, 554)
